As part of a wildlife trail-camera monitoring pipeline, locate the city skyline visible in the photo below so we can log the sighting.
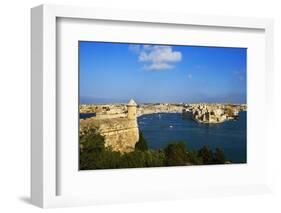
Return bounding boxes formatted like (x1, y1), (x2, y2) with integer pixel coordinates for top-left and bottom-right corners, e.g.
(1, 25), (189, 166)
(79, 41), (247, 104)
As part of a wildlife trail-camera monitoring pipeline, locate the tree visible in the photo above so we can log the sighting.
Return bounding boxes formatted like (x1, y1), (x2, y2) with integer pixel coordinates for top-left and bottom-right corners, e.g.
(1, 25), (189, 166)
(80, 128), (105, 153)
(164, 142), (187, 166)
(186, 150), (203, 165)
(79, 128), (227, 170)
(120, 151), (146, 168)
(79, 128), (124, 170)
(197, 145), (214, 164)
(143, 150), (165, 167)
(119, 150), (165, 168)
(213, 148), (226, 164)
(135, 132), (148, 151)
(79, 128), (106, 169)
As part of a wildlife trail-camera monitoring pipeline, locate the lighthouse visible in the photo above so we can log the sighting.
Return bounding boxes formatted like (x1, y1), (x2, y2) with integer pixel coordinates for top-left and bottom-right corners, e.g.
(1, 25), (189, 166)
(127, 99), (137, 120)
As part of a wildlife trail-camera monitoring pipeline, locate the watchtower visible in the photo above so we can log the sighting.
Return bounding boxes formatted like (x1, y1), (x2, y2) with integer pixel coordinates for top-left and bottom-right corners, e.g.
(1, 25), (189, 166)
(127, 99), (137, 120)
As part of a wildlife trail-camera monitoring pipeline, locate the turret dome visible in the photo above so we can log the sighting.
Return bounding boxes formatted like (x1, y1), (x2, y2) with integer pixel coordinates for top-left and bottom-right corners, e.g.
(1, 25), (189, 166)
(127, 99), (137, 106)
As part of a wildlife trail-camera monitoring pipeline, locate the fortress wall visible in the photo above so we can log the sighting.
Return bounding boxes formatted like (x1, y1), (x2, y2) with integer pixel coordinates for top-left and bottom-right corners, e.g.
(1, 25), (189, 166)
(102, 126), (139, 153)
(80, 117), (139, 153)
(95, 113), (127, 119)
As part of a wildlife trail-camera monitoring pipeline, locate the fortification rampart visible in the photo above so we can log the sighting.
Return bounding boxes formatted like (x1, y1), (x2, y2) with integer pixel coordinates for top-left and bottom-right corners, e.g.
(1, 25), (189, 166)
(80, 99), (139, 153)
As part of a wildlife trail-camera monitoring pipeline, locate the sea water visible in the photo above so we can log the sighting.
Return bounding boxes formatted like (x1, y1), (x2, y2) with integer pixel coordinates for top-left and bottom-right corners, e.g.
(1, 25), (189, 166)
(138, 112), (247, 163)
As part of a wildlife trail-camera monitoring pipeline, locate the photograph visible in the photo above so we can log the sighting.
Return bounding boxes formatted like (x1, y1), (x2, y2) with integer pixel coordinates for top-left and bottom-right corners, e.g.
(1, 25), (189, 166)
(79, 41), (247, 170)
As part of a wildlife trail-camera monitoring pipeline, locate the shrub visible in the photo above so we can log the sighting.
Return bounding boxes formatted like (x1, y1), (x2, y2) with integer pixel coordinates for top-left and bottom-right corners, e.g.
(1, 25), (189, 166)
(186, 150), (203, 165)
(79, 128), (228, 170)
(197, 145), (214, 164)
(164, 142), (188, 166)
(135, 132), (148, 151)
(144, 150), (165, 167)
(213, 148), (226, 164)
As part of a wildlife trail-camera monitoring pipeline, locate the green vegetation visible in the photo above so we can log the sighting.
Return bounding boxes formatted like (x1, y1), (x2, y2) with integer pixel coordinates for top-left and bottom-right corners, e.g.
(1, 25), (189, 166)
(198, 145), (214, 164)
(80, 129), (229, 170)
(213, 148), (226, 164)
(164, 142), (187, 166)
(135, 132), (148, 151)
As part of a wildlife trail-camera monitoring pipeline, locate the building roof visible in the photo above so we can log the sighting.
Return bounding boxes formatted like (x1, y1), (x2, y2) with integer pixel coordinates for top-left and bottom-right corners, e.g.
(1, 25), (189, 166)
(127, 99), (137, 106)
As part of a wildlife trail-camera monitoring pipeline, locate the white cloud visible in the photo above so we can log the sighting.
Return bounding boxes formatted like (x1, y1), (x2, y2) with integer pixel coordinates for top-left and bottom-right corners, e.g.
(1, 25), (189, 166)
(143, 45), (152, 50)
(144, 63), (173, 71)
(139, 46), (181, 63)
(128, 44), (141, 53)
(129, 45), (182, 71)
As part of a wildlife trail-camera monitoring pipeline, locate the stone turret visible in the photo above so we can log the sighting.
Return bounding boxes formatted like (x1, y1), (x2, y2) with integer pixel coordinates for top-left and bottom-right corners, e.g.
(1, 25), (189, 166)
(127, 99), (137, 120)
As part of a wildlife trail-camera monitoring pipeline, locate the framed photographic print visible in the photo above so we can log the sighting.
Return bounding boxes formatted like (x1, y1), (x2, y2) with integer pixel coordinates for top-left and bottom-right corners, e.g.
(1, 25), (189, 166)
(31, 4), (274, 208)
(78, 41), (247, 170)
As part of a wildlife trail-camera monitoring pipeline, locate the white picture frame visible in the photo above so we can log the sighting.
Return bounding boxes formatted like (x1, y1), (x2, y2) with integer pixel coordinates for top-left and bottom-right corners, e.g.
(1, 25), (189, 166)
(31, 4), (274, 208)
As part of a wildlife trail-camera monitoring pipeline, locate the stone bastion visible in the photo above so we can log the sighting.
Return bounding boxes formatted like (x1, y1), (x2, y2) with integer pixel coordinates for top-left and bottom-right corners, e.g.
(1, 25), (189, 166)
(80, 99), (139, 153)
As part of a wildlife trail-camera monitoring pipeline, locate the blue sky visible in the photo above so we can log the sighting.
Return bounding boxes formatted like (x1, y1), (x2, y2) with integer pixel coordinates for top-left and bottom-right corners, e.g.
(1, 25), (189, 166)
(79, 41), (246, 104)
